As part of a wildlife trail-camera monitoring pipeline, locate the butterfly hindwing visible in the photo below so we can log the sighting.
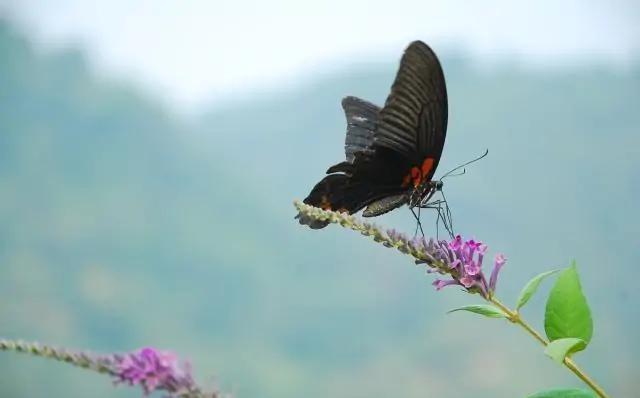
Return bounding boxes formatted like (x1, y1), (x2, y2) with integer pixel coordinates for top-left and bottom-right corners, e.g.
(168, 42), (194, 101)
(299, 174), (380, 228)
(342, 96), (380, 162)
(362, 193), (408, 217)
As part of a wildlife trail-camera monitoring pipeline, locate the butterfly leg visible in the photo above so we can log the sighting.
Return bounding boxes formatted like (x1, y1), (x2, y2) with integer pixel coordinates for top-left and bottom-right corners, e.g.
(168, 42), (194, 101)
(440, 190), (455, 238)
(410, 207), (426, 238)
(420, 199), (454, 240)
(439, 202), (454, 239)
(435, 205), (441, 240)
(435, 201), (446, 240)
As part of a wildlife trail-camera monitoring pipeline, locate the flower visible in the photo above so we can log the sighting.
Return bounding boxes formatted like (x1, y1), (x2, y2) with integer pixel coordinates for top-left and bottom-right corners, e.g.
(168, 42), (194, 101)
(489, 253), (507, 293)
(448, 235), (463, 251)
(422, 235), (503, 297)
(113, 347), (195, 396)
(459, 275), (476, 288)
(432, 279), (458, 290)
(464, 261), (481, 276)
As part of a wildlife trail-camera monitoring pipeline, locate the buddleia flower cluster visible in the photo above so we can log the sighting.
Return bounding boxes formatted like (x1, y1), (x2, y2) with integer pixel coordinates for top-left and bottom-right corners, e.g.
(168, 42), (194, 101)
(0, 340), (222, 398)
(296, 201), (506, 298)
(112, 347), (197, 396)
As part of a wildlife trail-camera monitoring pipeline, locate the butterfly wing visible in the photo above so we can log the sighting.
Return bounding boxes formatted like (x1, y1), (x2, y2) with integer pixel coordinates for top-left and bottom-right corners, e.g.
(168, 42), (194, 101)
(361, 193), (408, 217)
(374, 40), (448, 180)
(326, 96), (380, 175)
(360, 41), (448, 216)
(300, 148), (410, 227)
(342, 96), (380, 162)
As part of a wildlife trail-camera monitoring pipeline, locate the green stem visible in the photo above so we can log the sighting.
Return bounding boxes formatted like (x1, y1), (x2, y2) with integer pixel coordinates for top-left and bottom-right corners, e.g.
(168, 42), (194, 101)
(489, 298), (610, 398)
(0, 339), (115, 375)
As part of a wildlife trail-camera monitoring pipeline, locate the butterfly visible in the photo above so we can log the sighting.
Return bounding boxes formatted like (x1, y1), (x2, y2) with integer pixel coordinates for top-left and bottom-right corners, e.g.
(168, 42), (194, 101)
(299, 41), (451, 233)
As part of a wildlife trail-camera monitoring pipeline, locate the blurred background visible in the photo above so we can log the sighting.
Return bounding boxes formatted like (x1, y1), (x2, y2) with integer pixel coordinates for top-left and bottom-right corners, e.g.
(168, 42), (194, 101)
(0, 1), (638, 397)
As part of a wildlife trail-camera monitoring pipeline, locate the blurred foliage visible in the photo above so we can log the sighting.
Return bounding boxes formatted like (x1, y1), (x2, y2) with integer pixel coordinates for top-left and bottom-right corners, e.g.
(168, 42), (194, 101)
(0, 20), (638, 398)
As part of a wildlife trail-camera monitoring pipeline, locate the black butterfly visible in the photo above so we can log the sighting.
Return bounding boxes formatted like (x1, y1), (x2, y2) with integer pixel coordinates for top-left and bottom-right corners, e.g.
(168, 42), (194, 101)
(299, 41), (450, 233)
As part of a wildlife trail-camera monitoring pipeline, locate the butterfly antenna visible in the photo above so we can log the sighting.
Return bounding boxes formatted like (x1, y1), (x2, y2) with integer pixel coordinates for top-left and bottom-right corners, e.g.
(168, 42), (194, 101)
(444, 168), (466, 178)
(440, 149), (489, 180)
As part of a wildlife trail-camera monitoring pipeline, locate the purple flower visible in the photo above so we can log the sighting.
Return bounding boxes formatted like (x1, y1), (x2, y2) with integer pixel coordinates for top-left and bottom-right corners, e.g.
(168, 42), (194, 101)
(459, 275), (476, 288)
(466, 239), (480, 252)
(432, 279), (459, 290)
(464, 261), (481, 276)
(114, 347), (195, 396)
(381, 227), (505, 298)
(426, 235), (505, 298)
(448, 235), (463, 251)
(387, 228), (408, 242)
(489, 253), (507, 293)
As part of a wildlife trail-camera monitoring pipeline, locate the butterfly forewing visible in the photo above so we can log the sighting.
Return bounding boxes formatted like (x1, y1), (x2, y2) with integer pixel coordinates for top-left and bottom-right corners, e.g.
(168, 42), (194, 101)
(375, 41), (448, 175)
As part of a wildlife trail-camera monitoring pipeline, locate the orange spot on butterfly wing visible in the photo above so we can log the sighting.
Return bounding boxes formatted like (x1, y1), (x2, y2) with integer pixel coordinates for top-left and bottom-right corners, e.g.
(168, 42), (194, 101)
(402, 173), (412, 188)
(421, 158), (435, 178)
(403, 159), (435, 188)
(410, 167), (421, 187)
(319, 195), (332, 210)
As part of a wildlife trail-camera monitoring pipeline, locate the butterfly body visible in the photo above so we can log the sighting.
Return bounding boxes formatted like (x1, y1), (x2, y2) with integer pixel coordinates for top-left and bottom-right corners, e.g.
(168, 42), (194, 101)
(300, 41), (448, 229)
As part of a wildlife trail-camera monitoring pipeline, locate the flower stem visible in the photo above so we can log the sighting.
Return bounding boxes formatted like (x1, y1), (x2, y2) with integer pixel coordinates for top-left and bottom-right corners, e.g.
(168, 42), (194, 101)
(489, 298), (610, 398)
(0, 338), (115, 375)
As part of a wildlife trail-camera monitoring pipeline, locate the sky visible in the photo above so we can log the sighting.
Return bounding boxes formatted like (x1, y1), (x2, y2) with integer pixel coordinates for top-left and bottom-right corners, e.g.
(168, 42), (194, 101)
(2, 0), (639, 112)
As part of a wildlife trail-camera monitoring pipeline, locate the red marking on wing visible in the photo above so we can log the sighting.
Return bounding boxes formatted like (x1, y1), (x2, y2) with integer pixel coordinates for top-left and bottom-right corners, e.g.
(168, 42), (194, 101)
(410, 167), (421, 187)
(402, 173), (412, 188)
(401, 157), (435, 188)
(421, 158), (434, 178)
(319, 195), (332, 210)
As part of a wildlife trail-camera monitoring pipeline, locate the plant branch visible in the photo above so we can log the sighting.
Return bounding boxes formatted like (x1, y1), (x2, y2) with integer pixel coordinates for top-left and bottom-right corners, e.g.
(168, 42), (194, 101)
(0, 338), (115, 375)
(489, 298), (610, 398)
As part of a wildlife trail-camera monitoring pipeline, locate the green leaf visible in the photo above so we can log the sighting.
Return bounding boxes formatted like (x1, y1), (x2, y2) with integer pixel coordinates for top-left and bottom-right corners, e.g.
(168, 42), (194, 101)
(516, 269), (561, 310)
(544, 262), (593, 345)
(447, 304), (507, 318)
(526, 388), (596, 398)
(544, 338), (587, 363)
